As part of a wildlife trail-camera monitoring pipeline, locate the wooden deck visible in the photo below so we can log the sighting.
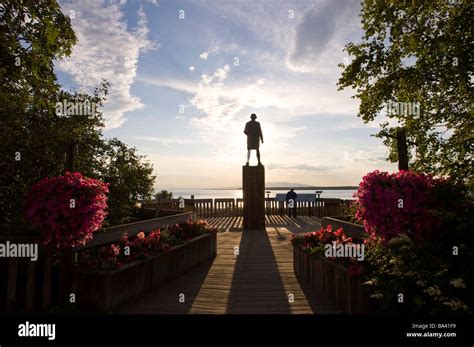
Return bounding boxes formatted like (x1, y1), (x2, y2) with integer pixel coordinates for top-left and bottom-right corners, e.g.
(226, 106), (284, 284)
(205, 215), (323, 233)
(119, 216), (338, 314)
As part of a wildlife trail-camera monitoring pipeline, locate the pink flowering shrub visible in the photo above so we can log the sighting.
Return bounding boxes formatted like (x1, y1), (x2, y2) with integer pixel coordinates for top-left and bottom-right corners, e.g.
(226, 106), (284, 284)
(354, 170), (452, 243)
(24, 172), (109, 249)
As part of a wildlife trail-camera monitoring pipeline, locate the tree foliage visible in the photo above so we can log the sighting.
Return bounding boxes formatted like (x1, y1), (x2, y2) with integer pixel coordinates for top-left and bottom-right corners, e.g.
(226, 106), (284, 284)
(99, 138), (156, 226)
(155, 190), (173, 201)
(338, 0), (473, 185)
(0, 1), (156, 231)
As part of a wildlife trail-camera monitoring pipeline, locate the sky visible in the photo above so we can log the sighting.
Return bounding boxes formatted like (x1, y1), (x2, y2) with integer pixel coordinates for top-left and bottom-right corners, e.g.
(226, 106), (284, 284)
(55, 0), (397, 189)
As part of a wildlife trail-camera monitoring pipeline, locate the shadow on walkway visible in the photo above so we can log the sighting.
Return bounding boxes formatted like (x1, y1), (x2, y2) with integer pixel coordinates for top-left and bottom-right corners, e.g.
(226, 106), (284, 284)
(118, 259), (215, 314)
(226, 228), (291, 314)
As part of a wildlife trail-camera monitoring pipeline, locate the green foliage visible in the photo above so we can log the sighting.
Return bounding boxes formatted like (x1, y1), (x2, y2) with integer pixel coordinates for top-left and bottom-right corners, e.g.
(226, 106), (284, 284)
(99, 139), (156, 226)
(155, 190), (173, 201)
(338, 0), (473, 184)
(340, 203), (361, 225)
(364, 236), (469, 313)
(0, 1), (156, 231)
(1, 0), (78, 231)
(361, 180), (474, 313)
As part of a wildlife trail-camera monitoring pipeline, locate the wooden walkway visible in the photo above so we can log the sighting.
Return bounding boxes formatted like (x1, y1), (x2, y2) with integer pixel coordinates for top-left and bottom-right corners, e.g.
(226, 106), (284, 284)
(205, 215), (323, 233)
(119, 216), (338, 314)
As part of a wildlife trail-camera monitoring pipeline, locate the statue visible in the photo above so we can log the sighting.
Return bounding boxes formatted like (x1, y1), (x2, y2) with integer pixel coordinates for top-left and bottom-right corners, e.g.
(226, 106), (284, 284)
(244, 113), (264, 165)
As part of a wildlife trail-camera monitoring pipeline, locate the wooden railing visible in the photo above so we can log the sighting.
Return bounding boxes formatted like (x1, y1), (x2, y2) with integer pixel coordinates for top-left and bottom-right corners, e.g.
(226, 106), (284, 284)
(0, 235), (55, 312)
(0, 211), (193, 312)
(145, 198), (354, 219)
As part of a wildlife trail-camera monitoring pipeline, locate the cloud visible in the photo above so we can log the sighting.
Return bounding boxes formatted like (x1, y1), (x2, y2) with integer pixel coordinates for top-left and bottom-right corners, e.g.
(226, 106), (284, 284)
(137, 64), (359, 140)
(190, 65), (242, 130)
(56, 1), (156, 129)
(198, 0), (308, 52)
(135, 136), (192, 146)
(287, 1), (361, 73)
(134, 5), (157, 53)
(136, 75), (197, 94)
(199, 46), (219, 60)
(189, 66), (195, 71)
(188, 66), (358, 129)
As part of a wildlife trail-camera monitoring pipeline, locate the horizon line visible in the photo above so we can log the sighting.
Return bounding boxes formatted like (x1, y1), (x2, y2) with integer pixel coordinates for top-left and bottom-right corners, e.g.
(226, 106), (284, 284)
(158, 186), (359, 191)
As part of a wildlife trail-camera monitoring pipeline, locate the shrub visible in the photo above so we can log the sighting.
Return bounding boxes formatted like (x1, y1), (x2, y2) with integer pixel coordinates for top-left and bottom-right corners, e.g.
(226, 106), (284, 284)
(363, 234), (471, 313)
(24, 172), (109, 249)
(354, 170), (467, 243)
(353, 170), (474, 312)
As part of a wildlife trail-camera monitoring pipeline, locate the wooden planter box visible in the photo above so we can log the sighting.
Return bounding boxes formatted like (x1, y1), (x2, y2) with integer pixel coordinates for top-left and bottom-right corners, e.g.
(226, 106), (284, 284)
(76, 232), (217, 312)
(321, 216), (366, 241)
(293, 245), (370, 313)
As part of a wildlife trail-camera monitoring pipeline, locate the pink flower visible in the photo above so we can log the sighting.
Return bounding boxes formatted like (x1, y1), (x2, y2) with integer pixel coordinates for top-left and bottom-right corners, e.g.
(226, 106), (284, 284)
(353, 170), (448, 243)
(24, 172), (109, 249)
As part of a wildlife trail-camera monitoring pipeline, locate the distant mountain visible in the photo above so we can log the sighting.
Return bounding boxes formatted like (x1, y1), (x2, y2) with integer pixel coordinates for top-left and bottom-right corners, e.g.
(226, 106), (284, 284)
(205, 182), (312, 190)
(175, 183), (358, 190)
(266, 182), (312, 187)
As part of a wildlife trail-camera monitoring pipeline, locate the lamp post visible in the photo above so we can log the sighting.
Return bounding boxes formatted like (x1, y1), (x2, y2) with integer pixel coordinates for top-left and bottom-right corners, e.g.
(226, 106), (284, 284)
(265, 190), (271, 214)
(315, 190), (323, 218)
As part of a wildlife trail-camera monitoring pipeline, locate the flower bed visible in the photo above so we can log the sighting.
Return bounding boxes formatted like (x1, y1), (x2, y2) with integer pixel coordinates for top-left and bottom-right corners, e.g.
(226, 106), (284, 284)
(75, 220), (217, 312)
(293, 245), (370, 313)
(291, 225), (370, 313)
(321, 216), (366, 241)
(294, 171), (473, 313)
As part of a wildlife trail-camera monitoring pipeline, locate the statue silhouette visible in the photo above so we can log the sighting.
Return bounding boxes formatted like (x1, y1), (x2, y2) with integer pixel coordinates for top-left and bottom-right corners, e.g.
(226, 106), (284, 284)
(244, 113), (263, 165)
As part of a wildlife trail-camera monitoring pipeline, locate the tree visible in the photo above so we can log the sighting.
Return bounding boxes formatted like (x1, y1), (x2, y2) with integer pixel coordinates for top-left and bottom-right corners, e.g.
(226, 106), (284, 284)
(0, 1), (156, 231)
(338, 0), (473, 185)
(0, 0), (78, 231)
(155, 190), (173, 201)
(99, 138), (156, 226)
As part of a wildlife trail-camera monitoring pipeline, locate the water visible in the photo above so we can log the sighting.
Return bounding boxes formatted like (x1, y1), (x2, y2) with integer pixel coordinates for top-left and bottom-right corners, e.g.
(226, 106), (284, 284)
(168, 189), (357, 200)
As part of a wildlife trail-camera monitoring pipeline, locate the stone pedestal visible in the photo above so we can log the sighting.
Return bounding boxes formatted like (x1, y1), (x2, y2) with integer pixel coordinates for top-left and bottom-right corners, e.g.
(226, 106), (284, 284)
(242, 164), (265, 230)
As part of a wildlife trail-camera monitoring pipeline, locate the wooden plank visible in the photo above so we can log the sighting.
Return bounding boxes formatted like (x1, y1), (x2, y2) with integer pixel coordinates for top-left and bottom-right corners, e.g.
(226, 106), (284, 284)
(118, 217), (337, 314)
(25, 261), (37, 310)
(42, 253), (52, 308)
(6, 258), (18, 310)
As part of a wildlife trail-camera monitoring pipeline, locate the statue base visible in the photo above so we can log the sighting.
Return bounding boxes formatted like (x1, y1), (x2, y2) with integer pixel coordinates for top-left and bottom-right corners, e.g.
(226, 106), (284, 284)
(242, 164), (265, 230)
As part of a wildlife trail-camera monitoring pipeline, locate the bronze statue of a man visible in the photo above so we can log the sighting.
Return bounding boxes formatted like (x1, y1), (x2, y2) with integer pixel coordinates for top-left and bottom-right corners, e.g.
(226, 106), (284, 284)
(244, 113), (263, 165)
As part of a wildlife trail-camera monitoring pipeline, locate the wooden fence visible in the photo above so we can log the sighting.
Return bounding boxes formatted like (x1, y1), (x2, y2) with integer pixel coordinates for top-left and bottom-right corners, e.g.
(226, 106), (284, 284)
(146, 198), (354, 219)
(0, 211), (193, 312)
